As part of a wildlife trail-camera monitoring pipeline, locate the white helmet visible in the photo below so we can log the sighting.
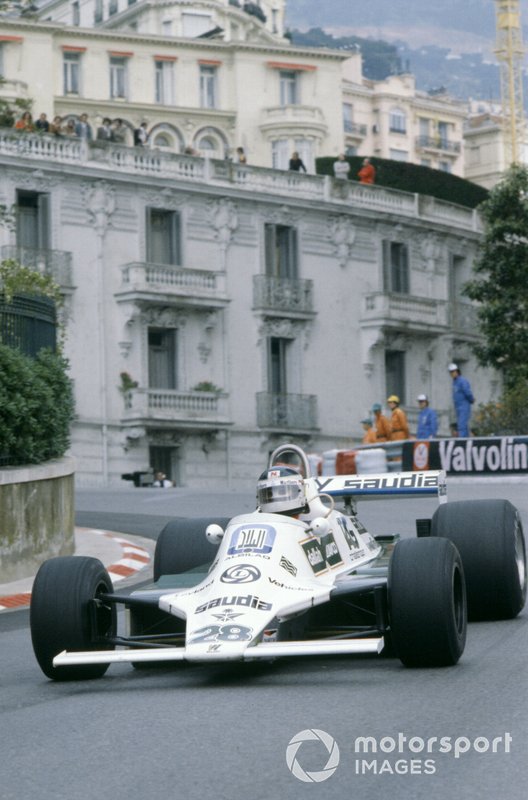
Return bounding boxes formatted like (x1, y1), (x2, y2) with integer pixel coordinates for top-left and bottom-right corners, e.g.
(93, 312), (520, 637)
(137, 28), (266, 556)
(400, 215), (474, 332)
(256, 467), (307, 516)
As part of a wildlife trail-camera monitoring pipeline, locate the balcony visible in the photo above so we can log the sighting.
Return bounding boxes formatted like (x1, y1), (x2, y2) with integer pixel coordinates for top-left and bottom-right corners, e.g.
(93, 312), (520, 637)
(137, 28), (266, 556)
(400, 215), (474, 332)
(0, 79), (30, 102)
(123, 388), (231, 430)
(253, 275), (314, 318)
(115, 263), (228, 309)
(344, 120), (368, 138)
(256, 392), (318, 432)
(260, 105), (327, 135)
(415, 135), (461, 154)
(0, 246), (74, 291)
(361, 292), (449, 333)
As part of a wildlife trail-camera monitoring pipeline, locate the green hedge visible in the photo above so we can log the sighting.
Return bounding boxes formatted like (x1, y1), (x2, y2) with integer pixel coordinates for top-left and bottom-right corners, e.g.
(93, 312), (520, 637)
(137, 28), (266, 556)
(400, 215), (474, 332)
(0, 344), (75, 465)
(316, 156), (488, 209)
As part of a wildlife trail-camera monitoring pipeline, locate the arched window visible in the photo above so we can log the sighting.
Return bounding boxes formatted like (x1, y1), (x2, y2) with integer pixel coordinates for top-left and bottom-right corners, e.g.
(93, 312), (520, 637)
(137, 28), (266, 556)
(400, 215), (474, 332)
(389, 107), (406, 134)
(153, 133), (172, 147)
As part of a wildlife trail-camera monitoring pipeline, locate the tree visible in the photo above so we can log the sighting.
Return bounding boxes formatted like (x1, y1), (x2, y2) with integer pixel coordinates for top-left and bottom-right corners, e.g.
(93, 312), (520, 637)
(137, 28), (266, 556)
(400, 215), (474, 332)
(464, 165), (528, 391)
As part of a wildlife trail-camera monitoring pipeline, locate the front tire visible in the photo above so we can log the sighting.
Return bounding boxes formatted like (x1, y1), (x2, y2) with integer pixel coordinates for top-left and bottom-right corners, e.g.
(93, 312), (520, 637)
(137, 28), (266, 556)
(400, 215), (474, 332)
(431, 499), (527, 620)
(388, 537), (467, 667)
(30, 556), (116, 681)
(154, 517), (230, 580)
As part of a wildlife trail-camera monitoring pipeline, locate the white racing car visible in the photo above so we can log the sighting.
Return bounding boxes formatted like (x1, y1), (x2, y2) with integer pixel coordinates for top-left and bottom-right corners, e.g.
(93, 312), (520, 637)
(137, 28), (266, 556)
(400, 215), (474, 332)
(30, 444), (527, 680)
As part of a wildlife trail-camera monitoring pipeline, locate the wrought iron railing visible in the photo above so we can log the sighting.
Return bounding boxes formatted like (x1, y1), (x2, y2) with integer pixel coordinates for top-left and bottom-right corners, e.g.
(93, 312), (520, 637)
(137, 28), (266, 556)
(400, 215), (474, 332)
(253, 275), (314, 315)
(0, 293), (57, 356)
(1, 246), (74, 288)
(256, 392), (318, 430)
(415, 135), (461, 153)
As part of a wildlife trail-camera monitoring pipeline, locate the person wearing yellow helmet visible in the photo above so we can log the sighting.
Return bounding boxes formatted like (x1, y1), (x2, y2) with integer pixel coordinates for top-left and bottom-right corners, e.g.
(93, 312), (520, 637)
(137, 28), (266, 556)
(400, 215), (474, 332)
(387, 395), (410, 441)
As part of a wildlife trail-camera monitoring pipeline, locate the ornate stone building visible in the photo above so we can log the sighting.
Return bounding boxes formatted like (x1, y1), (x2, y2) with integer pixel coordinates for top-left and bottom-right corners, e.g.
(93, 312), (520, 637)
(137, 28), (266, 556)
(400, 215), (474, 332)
(0, 130), (496, 486)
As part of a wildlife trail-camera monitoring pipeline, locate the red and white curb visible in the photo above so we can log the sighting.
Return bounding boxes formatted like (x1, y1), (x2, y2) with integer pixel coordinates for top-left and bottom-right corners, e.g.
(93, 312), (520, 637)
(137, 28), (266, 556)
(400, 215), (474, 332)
(0, 530), (151, 612)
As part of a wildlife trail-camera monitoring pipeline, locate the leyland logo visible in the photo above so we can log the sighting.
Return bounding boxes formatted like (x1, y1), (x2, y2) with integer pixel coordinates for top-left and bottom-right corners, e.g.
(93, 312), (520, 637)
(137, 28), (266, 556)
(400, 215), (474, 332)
(286, 729), (340, 783)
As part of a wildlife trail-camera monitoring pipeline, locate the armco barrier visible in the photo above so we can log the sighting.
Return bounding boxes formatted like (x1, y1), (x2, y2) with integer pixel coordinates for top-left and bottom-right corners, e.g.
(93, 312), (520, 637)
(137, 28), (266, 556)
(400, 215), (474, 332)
(402, 437), (528, 476)
(0, 457), (75, 583)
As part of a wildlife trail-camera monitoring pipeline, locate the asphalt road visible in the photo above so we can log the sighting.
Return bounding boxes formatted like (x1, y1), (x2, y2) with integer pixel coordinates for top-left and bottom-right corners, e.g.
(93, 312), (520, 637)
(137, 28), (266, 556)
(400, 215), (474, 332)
(1, 478), (527, 800)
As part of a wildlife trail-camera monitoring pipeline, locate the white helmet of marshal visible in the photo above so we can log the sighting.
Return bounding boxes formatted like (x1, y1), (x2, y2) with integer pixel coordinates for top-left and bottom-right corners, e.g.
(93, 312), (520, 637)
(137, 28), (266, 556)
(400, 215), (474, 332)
(256, 466), (307, 516)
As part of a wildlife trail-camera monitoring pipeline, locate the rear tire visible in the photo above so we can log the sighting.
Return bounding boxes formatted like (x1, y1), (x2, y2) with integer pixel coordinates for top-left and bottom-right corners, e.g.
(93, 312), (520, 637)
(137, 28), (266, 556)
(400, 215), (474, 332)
(431, 500), (527, 620)
(154, 517), (230, 580)
(388, 537), (467, 667)
(30, 556), (116, 681)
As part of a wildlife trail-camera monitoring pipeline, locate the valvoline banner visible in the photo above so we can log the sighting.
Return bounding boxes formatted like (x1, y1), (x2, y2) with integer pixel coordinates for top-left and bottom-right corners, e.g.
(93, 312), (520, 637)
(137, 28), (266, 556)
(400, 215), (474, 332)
(402, 437), (528, 476)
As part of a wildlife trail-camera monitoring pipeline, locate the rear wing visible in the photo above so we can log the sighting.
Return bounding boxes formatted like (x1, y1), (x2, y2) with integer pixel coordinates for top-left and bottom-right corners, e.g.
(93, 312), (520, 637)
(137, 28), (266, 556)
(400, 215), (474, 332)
(314, 470), (447, 503)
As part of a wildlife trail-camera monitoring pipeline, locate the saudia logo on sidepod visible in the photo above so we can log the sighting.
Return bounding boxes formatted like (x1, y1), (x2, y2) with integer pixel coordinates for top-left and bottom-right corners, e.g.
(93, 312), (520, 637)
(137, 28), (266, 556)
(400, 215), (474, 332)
(195, 594), (272, 613)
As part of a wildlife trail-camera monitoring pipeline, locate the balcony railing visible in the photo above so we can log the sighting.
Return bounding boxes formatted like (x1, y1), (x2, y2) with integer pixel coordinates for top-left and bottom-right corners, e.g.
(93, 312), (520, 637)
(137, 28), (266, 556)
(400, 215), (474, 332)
(1, 246), (74, 288)
(361, 292), (449, 330)
(123, 388), (230, 427)
(256, 392), (318, 431)
(116, 263), (228, 307)
(344, 120), (368, 137)
(253, 275), (314, 316)
(415, 135), (461, 154)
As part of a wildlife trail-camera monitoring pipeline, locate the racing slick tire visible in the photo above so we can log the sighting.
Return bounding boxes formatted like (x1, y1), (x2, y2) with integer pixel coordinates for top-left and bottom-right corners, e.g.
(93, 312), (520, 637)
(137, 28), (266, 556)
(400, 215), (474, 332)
(30, 556), (116, 681)
(431, 499), (527, 621)
(154, 517), (230, 580)
(388, 537), (467, 668)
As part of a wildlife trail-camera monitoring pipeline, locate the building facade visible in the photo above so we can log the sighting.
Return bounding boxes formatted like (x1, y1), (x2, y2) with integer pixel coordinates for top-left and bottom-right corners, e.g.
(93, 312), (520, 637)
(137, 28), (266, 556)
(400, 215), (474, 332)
(0, 130), (496, 487)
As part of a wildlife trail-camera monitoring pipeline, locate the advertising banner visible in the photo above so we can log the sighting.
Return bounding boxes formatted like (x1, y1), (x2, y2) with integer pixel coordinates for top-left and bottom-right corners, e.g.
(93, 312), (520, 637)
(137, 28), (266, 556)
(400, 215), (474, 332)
(402, 437), (528, 476)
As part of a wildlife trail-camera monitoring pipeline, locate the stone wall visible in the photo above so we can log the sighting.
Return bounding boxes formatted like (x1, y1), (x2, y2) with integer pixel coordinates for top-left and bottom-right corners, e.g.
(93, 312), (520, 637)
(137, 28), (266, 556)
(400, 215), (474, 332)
(0, 458), (75, 583)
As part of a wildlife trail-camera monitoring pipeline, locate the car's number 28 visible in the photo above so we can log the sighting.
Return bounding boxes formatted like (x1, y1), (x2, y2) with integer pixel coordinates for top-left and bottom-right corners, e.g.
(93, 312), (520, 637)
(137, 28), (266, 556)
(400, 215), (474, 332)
(189, 624), (252, 643)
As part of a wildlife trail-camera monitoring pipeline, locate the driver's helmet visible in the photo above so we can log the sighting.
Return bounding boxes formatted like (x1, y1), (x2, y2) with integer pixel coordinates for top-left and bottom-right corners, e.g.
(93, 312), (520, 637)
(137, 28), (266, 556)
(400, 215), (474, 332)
(256, 466), (307, 516)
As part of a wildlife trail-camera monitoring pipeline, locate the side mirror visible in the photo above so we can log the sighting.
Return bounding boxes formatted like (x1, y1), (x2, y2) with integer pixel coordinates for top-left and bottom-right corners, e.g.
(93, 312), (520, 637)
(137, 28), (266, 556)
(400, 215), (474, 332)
(311, 517), (330, 537)
(206, 524), (224, 545)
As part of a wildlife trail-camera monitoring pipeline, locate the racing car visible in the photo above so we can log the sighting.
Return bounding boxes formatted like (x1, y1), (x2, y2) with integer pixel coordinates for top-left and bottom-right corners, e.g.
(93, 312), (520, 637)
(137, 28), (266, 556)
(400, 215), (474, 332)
(30, 444), (527, 680)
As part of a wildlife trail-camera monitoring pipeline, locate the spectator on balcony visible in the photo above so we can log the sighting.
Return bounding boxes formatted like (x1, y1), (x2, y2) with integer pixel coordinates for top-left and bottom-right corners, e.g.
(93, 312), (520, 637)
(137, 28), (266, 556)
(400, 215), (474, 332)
(153, 471), (174, 488)
(35, 113), (50, 133)
(97, 117), (113, 142)
(184, 145), (199, 155)
(236, 146), (247, 164)
(416, 394), (438, 439)
(134, 122), (149, 146)
(64, 119), (77, 137)
(50, 115), (64, 136)
(372, 403), (391, 443)
(333, 153), (350, 180)
(14, 111), (34, 132)
(75, 113), (93, 140)
(289, 151), (307, 173)
(111, 118), (127, 144)
(358, 157), (376, 184)
(361, 417), (377, 445)
(387, 395), (410, 441)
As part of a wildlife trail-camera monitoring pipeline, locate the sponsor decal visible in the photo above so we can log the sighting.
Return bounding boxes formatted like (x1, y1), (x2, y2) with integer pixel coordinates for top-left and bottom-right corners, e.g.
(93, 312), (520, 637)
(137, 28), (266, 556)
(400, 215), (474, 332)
(220, 564), (261, 584)
(316, 474), (439, 493)
(196, 594), (272, 613)
(212, 610), (243, 622)
(268, 577), (311, 592)
(189, 624), (253, 644)
(300, 532), (344, 574)
(179, 579), (214, 597)
(439, 437), (528, 474)
(336, 517), (362, 551)
(280, 555), (298, 577)
(413, 442), (430, 470)
(228, 524), (276, 556)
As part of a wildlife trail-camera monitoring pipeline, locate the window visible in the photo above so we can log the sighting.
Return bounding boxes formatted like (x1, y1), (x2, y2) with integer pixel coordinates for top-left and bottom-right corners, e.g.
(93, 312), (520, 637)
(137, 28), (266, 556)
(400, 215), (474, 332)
(265, 224), (298, 279)
(294, 138), (313, 172)
(345, 145), (357, 156)
(421, 158), (432, 167)
(155, 60), (174, 105)
(71, 0), (80, 25)
(146, 208), (181, 265)
(110, 57), (128, 99)
(343, 102), (353, 133)
(389, 148), (408, 162)
(385, 350), (405, 404)
(419, 118), (430, 137)
(162, 20), (173, 35)
(153, 133), (172, 147)
(148, 328), (177, 389)
(182, 12), (213, 37)
(16, 191), (50, 250)
(63, 52), (80, 95)
(108, 0), (118, 15)
(271, 138), (289, 169)
(383, 241), (409, 294)
(389, 107), (406, 133)
(279, 70), (298, 105)
(94, 0), (103, 22)
(200, 65), (217, 108)
(439, 161), (451, 173)
(438, 121), (449, 145)
(268, 337), (290, 394)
